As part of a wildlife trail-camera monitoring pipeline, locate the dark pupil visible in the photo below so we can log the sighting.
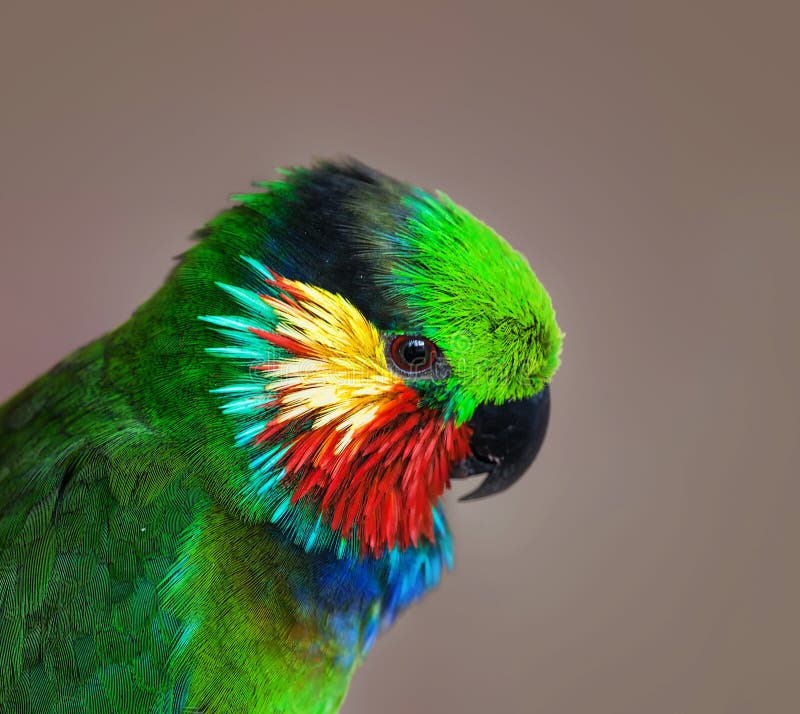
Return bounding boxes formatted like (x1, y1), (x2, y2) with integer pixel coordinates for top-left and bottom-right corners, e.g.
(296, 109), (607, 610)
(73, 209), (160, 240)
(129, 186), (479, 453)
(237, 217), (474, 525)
(402, 339), (429, 368)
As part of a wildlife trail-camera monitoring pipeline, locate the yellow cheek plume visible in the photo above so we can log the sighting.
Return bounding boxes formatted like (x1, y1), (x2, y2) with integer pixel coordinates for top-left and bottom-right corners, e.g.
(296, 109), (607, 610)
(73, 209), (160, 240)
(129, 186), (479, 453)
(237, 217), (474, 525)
(260, 277), (401, 443)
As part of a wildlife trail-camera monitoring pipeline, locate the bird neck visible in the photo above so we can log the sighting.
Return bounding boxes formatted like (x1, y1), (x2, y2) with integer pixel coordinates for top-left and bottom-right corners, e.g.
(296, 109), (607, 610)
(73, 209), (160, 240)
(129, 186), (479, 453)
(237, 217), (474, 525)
(161, 502), (450, 712)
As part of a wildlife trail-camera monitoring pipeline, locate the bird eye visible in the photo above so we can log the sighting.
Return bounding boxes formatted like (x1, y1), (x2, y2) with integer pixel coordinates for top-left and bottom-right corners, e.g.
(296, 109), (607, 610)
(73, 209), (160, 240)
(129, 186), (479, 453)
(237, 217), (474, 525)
(388, 335), (439, 376)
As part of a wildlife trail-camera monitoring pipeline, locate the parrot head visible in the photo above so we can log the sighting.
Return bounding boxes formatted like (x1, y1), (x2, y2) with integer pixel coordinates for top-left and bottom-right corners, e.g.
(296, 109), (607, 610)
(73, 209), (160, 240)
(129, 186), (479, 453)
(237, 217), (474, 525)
(197, 160), (562, 558)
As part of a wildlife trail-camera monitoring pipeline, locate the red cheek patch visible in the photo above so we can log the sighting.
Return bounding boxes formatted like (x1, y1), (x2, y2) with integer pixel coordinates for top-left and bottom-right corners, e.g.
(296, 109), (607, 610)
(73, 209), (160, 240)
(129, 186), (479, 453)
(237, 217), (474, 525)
(258, 385), (470, 556)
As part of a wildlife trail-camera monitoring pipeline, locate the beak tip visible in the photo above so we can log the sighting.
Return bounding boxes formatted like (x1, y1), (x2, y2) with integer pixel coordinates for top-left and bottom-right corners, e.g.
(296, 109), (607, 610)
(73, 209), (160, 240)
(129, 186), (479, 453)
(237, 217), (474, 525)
(457, 465), (519, 502)
(458, 477), (494, 502)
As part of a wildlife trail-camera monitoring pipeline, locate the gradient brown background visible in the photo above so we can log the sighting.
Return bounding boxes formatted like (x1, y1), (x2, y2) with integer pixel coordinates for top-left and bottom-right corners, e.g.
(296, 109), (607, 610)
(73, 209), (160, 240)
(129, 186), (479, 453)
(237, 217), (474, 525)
(1, 2), (799, 713)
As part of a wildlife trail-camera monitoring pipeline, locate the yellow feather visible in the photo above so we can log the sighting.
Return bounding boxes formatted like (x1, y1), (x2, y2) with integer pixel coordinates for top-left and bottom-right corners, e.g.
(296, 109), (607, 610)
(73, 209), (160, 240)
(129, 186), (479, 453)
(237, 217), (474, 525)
(263, 278), (401, 441)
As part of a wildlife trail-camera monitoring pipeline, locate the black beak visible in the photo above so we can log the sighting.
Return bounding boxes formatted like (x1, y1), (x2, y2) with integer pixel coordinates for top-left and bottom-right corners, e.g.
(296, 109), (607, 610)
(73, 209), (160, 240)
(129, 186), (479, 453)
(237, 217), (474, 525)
(451, 385), (551, 501)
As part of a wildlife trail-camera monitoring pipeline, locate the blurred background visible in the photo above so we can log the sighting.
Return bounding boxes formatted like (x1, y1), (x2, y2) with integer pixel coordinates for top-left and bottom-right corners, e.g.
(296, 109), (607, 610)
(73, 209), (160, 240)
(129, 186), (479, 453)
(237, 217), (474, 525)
(1, 2), (798, 712)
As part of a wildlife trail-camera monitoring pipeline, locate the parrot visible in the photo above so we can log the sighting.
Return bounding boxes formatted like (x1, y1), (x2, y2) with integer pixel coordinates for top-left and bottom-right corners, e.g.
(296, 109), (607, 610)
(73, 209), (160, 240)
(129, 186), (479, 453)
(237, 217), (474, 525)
(0, 160), (562, 714)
